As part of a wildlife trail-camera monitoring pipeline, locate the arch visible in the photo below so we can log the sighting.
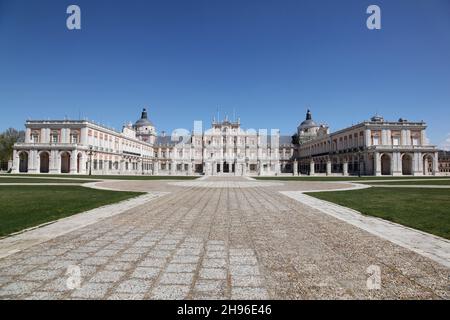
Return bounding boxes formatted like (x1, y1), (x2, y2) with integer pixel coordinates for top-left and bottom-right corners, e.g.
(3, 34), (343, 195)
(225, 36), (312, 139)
(18, 151), (29, 173)
(380, 153), (391, 175)
(423, 154), (434, 175)
(39, 151), (50, 173)
(60, 152), (71, 174)
(402, 153), (413, 175)
(332, 157), (342, 173)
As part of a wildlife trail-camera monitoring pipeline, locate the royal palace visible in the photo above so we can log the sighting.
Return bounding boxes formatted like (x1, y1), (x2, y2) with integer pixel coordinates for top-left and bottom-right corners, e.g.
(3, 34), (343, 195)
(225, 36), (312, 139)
(12, 109), (441, 176)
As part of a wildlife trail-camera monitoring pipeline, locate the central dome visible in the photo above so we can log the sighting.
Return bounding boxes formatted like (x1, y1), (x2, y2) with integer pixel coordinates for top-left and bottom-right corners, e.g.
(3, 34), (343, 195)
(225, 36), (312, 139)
(299, 110), (318, 129)
(134, 108), (154, 127)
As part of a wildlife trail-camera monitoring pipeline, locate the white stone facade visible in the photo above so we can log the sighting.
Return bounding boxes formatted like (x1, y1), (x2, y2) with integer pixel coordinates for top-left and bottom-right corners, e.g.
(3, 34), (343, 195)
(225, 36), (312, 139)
(11, 110), (293, 176)
(295, 113), (439, 176)
(12, 109), (439, 176)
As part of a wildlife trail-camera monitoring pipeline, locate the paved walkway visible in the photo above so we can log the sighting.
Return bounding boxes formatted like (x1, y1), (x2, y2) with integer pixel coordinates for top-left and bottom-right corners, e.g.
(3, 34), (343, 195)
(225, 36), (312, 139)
(0, 178), (448, 300)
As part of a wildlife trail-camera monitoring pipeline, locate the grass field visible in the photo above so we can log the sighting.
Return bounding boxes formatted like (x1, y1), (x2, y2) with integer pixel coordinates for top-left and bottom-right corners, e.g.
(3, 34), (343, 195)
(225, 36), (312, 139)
(0, 174), (199, 181)
(307, 187), (450, 239)
(0, 186), (143, 237)
(255, 176), (448, 182)
(362, 179), (450, 185)
(0, 178), (98, 184)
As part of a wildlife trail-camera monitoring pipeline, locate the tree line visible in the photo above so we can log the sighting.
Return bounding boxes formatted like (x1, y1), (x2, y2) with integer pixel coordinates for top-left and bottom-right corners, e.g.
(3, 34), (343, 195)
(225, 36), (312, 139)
(0, 128), (25, 170)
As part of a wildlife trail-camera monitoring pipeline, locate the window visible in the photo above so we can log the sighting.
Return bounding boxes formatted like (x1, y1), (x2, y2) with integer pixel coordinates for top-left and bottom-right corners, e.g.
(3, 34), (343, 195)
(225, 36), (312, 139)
(51, 134), (59, 144)
(372, 135), (379, 145)
(31, 133), (40, 143)
(412, 137), (419, 146)
(71, 134), (78, 144)
(392, 137), (400, 146)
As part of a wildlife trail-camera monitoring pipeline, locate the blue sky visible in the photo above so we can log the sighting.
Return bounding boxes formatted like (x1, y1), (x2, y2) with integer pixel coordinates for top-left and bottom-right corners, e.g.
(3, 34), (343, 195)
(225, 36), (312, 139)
(0, 0), (449, 148)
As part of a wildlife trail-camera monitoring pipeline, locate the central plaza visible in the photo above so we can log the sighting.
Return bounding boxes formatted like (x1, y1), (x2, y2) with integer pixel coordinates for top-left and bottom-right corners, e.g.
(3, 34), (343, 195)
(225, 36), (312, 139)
(0, 176), (448, 300)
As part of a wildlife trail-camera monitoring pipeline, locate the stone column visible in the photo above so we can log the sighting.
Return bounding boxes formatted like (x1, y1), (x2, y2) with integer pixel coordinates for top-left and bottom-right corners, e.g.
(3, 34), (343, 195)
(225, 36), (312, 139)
(386, 129), (392, 146)
(421, 130), (427, 145)
(326, 161), (332, 176)
(12, 150), (19, 173)
(171, 161), (176, 175)
(413, 153), (422, 176)
(80, 153), (87, 175)
(29, 150), (38, 174)
(392, 152), (401, 176)
(433, 152), (439, 176)
(343, 161), (349, 176)
(423, 156), (429, 176)
(275, 161), (280, 175)
(49, 150), (57, 174)
(56, 152), (62, 173)
(293, 160), (298, 176)
(309, 161), (315, 176)
(153, 161), (159, 175)
(119, 160), (125, 174)
(374, 152), (381, 176)
(25, 128), (31, 143)
(381, 130), (387, 145)
(213, 162), (217, 175)
(401, 130), (407, 145)
(364, 129), (371, 147)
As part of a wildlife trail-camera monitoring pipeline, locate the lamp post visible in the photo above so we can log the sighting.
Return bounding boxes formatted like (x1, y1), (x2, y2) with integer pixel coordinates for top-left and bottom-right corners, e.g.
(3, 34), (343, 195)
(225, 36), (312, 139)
(358, 150), (362, 178)
(88, 145), (93, 176)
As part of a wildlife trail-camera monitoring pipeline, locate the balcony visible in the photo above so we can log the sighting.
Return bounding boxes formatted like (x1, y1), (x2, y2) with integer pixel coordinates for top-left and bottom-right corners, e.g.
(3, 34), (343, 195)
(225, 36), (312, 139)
(14, 142), (84, 149)
(367, 144), (437, 152)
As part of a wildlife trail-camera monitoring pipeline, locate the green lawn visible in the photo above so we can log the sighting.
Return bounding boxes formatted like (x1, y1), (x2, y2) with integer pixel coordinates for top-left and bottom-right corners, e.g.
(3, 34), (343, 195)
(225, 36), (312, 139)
(307, 187), (450, 239)
(0, 174), (199, 181)
(363, 179), (450, 185)
(0, 186), (144, 237)
(0, 178), (98, 184)
(255, 176), (448, 182)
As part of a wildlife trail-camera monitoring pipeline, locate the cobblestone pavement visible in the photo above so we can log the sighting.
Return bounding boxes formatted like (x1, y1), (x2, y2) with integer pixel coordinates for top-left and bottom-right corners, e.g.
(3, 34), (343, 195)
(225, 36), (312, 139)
(0, 178), (448, 300)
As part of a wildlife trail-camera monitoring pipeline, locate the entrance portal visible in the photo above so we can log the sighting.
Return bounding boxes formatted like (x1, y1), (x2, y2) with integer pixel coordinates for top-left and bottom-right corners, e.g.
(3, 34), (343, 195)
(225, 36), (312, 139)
(402, 154), (413, 175)
(381, 154), (391, 175)
(19, 152), (28, 173)
(61, 152), (71, 173)
(40, 152), (50, 173)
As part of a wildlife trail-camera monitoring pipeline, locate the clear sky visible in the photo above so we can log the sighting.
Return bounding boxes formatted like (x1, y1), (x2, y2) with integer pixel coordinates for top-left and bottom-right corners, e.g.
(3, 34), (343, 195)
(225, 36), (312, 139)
(0, 0), (449, 148)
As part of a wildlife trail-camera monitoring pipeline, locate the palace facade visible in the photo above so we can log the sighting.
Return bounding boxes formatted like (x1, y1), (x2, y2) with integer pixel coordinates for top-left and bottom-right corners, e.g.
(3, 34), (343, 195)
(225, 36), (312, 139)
(12, 108), (440, 176)
(294, 111), (439, 176)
